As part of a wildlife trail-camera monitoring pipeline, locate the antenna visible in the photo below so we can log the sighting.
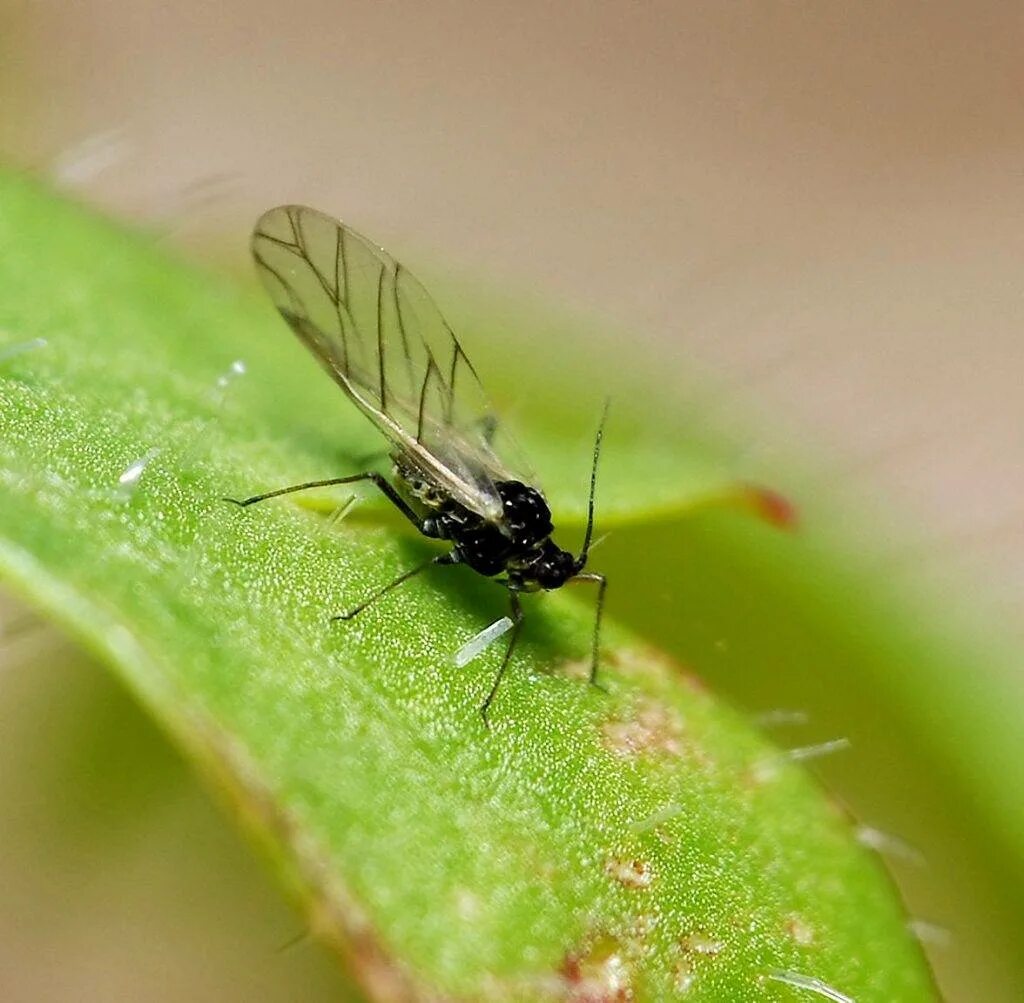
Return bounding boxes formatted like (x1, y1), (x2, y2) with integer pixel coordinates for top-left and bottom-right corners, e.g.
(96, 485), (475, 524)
(576, 398), (610, 570)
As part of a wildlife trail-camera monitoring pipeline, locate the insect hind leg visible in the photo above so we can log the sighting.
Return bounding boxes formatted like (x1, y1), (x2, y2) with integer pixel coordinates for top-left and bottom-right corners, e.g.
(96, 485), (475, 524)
(224, 471), (424, 531)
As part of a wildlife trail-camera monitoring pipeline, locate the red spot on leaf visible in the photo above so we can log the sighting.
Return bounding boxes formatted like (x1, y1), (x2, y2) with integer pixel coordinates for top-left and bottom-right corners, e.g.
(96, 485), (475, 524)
(743, 483), (799, 529)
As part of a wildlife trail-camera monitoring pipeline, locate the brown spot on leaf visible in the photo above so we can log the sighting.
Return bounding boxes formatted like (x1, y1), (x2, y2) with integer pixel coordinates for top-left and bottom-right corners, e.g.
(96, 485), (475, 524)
(669, 931), (727, 997)
(679, 932), (726, 956)
(606, 644), (705, 691)
(560, 930), (635, 1002)
(598, 644), (715, 717)
(602, 699), (684, 759)
(784, 913), (815, 946)
(559, 657), (594, 682)
(604, 856), (654, 890)
(673, 958), (697, 995)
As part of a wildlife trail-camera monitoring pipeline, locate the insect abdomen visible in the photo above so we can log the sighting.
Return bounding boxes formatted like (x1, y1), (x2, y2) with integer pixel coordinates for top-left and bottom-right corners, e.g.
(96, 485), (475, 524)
(393, 457), (448, 509)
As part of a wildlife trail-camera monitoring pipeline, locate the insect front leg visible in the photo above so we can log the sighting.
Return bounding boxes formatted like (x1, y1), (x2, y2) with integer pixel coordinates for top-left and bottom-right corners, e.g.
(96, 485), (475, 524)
(570, 572), (607, 691)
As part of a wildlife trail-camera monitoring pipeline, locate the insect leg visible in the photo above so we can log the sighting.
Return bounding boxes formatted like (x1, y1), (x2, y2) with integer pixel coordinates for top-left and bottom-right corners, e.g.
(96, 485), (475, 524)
(332, 552), (457, 621)
(479, 591), (524, 726)
(224, 472), (422, 530)
(570, 572), (607, 690)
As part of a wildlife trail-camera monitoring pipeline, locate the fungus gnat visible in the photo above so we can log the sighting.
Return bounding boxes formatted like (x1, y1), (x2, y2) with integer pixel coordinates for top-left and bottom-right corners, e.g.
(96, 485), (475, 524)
(227, 206), (607, 722)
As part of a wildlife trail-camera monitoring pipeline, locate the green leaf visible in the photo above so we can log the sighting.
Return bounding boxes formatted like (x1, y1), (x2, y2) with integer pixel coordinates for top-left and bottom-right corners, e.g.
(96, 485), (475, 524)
(0, 172), (934, 1000)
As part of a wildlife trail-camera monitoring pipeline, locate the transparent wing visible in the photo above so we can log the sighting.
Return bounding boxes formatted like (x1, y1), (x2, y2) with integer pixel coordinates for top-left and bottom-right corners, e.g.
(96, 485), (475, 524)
(252, 205), (516, 522)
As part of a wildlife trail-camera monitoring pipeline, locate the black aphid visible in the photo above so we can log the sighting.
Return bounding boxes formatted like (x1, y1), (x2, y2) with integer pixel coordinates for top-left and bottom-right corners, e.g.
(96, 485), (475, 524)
(228, 206), (607, 722)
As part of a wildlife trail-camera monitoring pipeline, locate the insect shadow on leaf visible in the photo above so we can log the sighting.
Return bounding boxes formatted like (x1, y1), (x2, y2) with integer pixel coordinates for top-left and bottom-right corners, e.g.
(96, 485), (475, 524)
(225, 205), (608, 725)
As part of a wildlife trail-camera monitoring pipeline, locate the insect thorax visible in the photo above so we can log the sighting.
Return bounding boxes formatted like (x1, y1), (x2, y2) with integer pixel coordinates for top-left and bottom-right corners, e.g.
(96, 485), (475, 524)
(390, 456), (576, 586)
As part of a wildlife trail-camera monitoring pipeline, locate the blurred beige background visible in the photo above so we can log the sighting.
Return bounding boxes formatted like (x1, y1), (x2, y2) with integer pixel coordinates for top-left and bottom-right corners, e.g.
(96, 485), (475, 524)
(2, 3), (1022, 1001)
(4, 2), (1023, 596)
(5, 2), (1024, 603)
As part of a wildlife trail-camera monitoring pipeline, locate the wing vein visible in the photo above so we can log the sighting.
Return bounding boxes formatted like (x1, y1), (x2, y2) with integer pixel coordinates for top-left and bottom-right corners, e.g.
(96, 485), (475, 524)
(375, 262), (387, 414)
(251, 204), (518, 522)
